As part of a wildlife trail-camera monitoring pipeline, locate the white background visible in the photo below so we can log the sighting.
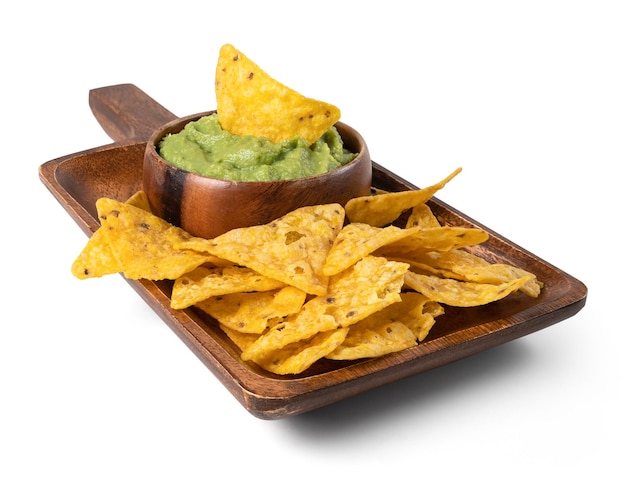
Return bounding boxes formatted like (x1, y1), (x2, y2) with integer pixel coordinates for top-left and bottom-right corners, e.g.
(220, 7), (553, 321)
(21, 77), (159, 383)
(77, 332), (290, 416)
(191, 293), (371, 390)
(2, 1), (624, 476)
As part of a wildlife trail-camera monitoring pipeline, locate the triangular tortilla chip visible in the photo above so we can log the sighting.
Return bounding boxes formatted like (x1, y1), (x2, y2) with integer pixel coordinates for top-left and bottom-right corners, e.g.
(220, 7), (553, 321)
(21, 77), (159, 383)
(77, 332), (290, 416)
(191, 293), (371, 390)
(325, 292), (445, 360)
(125, 190), (152, 212)
(345, 167), (462, 226)
(406, 203), (441, 229)
(170, 265), (285, 310)
(253, 328), (349, 375)
(323, 223), (421, 276)
(404, 271), (531, 307)
(95, 197), (209, 281)
(196, 286), (307, 334)
(71, 227), (121, 279)
(178, 204), (346, 295)
(215, 43), (341, 145)
(325, 320), (416, 360)
(71, 191), (152, 279)
(377, 226), (489, 256)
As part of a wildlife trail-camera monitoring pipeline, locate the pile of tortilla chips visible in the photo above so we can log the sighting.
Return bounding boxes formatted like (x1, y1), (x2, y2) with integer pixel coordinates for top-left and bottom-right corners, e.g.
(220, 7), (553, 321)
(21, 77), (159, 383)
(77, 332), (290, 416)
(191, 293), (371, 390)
(71, 168), (542, 375)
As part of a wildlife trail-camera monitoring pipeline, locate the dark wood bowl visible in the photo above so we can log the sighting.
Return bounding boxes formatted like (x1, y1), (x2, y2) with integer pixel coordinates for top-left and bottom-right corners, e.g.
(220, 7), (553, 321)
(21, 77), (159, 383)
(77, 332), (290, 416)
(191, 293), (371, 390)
(143, 111), (372, 238)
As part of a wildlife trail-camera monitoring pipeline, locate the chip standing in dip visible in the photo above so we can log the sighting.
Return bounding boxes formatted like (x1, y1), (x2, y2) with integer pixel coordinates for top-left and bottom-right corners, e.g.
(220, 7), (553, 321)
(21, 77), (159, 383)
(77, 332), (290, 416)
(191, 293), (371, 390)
(141, 43), (372, 239)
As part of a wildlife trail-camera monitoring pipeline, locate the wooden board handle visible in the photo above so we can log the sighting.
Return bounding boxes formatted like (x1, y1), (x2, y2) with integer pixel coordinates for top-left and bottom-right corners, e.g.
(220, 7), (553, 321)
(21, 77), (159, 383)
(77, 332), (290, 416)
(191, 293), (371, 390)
(89, 84), (178, 143)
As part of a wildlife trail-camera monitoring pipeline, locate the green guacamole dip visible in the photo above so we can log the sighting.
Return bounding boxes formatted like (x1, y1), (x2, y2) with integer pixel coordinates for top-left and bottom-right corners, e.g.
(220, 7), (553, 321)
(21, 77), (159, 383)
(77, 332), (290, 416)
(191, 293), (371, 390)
(158, 113), (357, 181)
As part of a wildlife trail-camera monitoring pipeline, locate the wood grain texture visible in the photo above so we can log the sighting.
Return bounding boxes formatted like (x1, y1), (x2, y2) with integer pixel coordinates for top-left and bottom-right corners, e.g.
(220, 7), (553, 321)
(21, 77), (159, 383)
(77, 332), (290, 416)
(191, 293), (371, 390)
(89, 84), (177, 142)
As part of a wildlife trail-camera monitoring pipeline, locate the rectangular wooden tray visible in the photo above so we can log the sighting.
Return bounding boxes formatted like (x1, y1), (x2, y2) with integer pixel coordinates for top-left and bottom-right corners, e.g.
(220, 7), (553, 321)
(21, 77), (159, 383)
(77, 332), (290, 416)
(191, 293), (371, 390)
(39, 139), (587, 420)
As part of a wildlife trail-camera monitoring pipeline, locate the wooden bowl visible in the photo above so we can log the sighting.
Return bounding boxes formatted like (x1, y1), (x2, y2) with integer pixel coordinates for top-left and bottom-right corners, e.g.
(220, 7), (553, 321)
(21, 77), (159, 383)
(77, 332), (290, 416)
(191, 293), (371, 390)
(143, 111), (372, 239)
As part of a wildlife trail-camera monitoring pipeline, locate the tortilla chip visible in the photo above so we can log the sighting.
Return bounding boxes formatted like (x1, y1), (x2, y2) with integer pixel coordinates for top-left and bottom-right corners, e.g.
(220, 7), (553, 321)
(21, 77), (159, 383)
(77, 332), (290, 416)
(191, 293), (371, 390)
(71, 227), (121, 279)
(392, 292), (445, 341)
(377, 226), (489, 256)
(195, 286), (307, 334)
(95, 197), (209, 281)
(345, 167), (462, 226)
(404, 271), (531, 307)
(177, 204), (345, 296)
(240, 298), (337, 362)
(396, 249), (542, 298)
(71, 191), (152, 279)
(406, 203), (441, 229)
(323, 223), (422, 276)
(125, 190), (152, 212)
(170, 265), (285, 310)
(253, 328), (348, 375)
(215, 43), (341, 145)
(219, 324), (261, 352)
(327, 290), (445, 360)
(326, 320), (416, 360)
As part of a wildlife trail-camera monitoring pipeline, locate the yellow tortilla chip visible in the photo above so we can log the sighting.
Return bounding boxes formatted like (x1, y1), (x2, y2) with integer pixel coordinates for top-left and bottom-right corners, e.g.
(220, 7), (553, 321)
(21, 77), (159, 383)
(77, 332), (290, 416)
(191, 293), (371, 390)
(219, 324), (261, 352)
(377, 226), (489, 256)
(240, 299), (336, 362)
(392, 292), (445, 341)
(327, 291), (444, 360)
(95, 197), (209, 281)
(397, 249), (542, 298)
(195, 286), (307, 334)
(71, 191), (153, 279)
(170, 265), (285, 310)
(323, 223), (421, 276)
(125, 190), (152, 212)
(406, 203), (441, 229)
(177, 204), (345, 296)
(253, 328), (348, 375)
(326, 320), (416, 360)
(462, 263), (543, 298)
(404, 271), (531, 307)
(71, 227), (120, 279)
(345, 167), (462, 226)
(215, 43), (341, 145)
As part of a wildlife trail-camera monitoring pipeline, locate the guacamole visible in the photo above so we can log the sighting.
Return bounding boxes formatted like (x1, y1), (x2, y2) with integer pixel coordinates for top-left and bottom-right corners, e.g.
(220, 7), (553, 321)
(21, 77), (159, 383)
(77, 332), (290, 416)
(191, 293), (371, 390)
(158, 113), (356, 181)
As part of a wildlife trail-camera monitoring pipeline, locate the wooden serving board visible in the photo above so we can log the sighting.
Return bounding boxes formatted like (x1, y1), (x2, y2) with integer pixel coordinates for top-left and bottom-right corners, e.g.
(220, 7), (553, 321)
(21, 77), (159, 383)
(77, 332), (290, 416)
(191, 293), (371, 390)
(39, 84), (587, 419)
